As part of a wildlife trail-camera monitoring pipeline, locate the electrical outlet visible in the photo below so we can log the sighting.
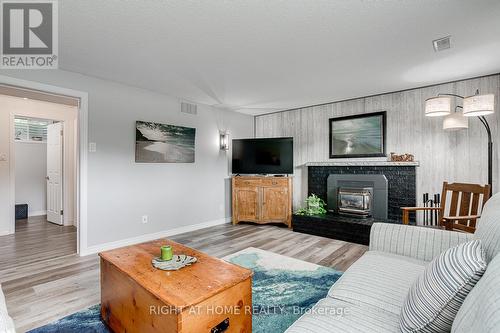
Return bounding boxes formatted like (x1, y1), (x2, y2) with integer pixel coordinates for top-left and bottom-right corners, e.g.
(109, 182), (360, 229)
(142, 215), (148, 224)
(89, 142), (97, 153)
(0, 153), (6, 161)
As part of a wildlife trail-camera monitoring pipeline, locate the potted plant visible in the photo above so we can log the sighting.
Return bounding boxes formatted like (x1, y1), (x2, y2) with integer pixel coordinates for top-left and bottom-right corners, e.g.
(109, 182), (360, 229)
(295, 194), (327, 216)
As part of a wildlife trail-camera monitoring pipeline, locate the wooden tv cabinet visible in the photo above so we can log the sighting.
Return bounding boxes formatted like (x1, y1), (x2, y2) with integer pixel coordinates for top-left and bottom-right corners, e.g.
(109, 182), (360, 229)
(232, 176), (292, 227)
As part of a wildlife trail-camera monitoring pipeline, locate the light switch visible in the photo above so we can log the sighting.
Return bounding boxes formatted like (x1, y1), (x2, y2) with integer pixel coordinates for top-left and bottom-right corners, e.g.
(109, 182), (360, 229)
(0, 153), (7, 161)
(89, 142), (97, 153)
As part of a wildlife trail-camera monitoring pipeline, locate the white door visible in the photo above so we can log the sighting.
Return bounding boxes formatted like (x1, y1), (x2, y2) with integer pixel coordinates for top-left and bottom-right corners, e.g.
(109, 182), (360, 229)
(47, 122), (63, 225)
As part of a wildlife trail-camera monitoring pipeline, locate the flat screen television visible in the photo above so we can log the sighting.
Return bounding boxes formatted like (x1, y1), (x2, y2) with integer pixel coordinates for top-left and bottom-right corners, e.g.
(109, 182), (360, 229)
(232, 137), (293, 174)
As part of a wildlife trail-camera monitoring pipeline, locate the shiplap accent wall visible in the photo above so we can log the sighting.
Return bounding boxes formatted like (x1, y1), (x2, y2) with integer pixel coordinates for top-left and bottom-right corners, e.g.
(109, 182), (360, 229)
(255, 74), (500, 210)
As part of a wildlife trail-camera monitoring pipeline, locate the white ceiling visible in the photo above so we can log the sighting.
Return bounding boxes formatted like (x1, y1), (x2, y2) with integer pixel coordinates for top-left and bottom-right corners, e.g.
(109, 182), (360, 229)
(59, 0), (500, 115)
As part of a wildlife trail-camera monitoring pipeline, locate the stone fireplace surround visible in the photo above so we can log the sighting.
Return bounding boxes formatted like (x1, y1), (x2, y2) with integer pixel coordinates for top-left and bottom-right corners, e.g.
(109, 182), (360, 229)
(291, 161), (418, 245)
(307, 161), (418, 222)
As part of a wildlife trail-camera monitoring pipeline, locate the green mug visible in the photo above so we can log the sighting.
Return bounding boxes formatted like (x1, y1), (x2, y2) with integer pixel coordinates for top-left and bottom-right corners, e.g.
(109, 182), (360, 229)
(160, 245), (173, 261)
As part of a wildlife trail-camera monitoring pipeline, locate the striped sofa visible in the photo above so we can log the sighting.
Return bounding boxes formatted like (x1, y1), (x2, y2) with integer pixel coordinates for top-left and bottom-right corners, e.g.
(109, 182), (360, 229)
(286, 192), (500, 333)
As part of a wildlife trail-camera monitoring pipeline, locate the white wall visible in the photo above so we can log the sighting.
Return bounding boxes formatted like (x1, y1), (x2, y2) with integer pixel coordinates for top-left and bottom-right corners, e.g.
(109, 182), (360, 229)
(0, 70), (254, 248)
(15, 142), (47, 216)
(256, 74), (500, 209)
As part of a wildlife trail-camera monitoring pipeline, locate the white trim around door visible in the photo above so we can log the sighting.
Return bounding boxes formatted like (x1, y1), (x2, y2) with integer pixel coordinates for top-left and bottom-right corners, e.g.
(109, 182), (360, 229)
(0, 75), (89, 255)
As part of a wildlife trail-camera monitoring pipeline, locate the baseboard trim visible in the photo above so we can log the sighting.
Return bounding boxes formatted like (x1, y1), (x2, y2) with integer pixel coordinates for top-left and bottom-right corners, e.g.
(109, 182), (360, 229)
(63, 217), (75, 227)
(0, 230), (13, 236)
(29, 210), (47, 217)
(79, 217), (232, 256)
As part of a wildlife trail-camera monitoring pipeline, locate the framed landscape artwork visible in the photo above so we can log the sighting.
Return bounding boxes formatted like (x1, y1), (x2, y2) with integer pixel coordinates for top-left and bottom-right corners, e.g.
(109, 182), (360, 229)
(135, 121), (196, 163)
(329, 111), (386, 158)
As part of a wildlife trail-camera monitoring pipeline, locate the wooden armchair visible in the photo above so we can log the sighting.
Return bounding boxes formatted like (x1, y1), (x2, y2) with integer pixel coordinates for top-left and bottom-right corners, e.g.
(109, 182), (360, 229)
(401, 182), (491, 233)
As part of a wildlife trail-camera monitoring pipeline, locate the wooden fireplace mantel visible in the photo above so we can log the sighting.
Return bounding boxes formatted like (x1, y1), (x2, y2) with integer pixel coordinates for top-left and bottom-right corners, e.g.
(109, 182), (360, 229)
(305, 161), (420, 167)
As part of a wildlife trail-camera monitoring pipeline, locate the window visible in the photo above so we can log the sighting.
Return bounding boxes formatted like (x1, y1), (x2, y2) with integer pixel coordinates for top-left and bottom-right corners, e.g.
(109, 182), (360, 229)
(14, 117), (53, 142)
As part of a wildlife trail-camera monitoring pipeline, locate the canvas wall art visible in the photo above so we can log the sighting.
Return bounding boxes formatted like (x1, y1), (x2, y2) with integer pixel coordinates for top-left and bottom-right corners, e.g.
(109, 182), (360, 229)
(329, 111), (386, 158)
(135, 121), (196, 163)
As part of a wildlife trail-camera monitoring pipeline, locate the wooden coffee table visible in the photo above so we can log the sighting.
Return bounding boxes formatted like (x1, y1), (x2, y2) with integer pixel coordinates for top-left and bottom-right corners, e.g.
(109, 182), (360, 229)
(99, 239), (253, 333)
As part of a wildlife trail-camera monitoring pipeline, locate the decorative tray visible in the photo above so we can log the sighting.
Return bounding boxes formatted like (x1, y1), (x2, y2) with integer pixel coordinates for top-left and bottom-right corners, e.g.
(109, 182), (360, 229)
(152, 255), (197, 271)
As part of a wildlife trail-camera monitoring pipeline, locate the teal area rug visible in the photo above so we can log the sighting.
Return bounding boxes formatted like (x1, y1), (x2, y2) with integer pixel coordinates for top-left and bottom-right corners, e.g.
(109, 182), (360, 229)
(28, 247), (341, 333)
(225, 247), (342, 333)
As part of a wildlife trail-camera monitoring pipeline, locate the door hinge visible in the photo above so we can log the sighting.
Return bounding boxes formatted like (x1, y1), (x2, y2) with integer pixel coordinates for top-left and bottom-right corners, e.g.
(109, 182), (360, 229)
(60, 130), (63, 135)
(60, 209), (63, 215)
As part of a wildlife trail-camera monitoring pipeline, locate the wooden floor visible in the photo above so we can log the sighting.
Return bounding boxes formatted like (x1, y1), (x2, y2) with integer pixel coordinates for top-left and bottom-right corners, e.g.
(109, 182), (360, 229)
(0, 216), (77, 269)
(0, 219), (367, 332)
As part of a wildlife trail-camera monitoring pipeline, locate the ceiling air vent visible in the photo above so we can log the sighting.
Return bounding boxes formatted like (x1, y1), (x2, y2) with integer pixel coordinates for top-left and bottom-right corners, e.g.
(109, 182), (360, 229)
(433, 36), (451, 52)
(181, 101), (197, 115)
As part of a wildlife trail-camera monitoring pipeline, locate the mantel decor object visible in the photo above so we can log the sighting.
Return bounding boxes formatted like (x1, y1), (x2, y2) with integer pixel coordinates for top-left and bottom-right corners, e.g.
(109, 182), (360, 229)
(152, 254), (197, 271)
(390, 152), (415, 162)
(424, 89), (495, 194)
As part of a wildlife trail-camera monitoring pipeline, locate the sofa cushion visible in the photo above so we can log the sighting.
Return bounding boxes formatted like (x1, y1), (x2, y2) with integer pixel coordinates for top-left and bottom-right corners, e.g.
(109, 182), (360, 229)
(327, 251), (426, 314)
(474, 192), (500, 263)
(452, 253), (500, 333)
(400, 240), (487, 333)
(0, 285), (15, 333)
(285, 297), (400, 333)
(370, 223), (473, 262)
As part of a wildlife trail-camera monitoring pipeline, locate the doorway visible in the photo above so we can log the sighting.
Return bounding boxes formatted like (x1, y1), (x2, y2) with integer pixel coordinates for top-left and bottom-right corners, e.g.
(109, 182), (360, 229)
(1, 88), (80, 259)
(0, 76), (88, 255)
(14, 116), (66, 225)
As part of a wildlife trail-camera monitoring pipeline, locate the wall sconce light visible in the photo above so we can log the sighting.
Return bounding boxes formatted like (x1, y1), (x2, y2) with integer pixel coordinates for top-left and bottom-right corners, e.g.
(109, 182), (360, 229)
(219, 131), (229, 151)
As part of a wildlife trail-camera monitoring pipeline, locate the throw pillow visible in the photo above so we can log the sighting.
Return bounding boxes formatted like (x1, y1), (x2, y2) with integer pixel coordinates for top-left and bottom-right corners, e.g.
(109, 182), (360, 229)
(399, 239), (487, 333)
